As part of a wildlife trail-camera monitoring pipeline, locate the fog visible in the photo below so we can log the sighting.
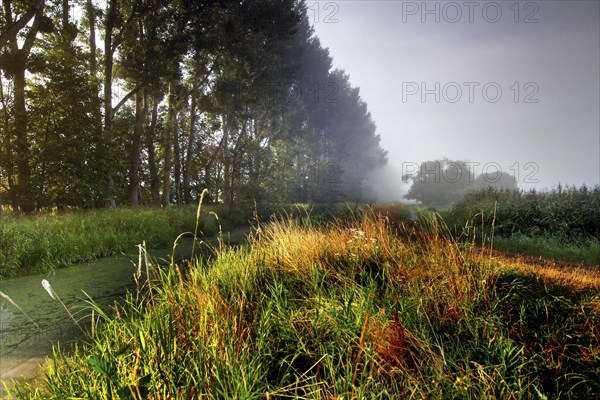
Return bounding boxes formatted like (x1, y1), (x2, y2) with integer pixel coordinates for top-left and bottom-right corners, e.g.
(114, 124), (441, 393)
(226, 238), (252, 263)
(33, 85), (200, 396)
(311, 0), (600, 200)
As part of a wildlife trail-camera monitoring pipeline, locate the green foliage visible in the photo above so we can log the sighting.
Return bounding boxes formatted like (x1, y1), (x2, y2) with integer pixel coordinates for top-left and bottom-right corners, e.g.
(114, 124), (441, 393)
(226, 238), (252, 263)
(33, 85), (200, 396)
(27, 33), (105, 209)
(442, 185), (600, 264)
(493, 235), (600, 266)
(2, 0), (387, 212)
(494, 271), (600, 395)
(0, 207), (219, 279)
(445, 185), (600, 240)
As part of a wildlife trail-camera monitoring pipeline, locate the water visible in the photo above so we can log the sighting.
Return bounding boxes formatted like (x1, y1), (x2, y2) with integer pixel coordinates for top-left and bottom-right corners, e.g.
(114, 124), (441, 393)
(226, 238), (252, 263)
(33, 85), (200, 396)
(0, 227), (249, 393)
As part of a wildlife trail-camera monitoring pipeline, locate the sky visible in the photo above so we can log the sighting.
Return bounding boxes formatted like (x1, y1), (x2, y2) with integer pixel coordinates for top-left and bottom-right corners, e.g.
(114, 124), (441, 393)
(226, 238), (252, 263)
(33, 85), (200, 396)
(310, 0), (600, 199)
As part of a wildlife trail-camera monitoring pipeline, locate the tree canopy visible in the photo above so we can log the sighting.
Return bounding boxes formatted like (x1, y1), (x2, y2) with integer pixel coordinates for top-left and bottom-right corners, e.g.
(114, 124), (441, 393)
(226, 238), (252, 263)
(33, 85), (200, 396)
(0, 0), (387, 212)
(404, 158), (518, 207)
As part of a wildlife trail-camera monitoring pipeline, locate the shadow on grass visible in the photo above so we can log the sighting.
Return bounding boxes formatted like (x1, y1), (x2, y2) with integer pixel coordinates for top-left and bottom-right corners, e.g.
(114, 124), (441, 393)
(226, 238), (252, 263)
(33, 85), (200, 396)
(493, 270), (600, 397)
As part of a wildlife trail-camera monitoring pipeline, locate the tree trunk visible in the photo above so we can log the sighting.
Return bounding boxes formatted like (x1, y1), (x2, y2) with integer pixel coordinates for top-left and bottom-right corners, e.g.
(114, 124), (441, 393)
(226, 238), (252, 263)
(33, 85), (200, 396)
(61, 0), (69, 30)
(183, 89), (197, 204)
(0, 0), (43, 49)
(12, 58), (34, 213)
(145, 94), (160, 204)
(203, 122), (229, 202)
(226, 122), (246, 215)
(86, 0), (97, 79)
(4, 0), (45, 213)
(103, 0), (117, 207)
(0, 73), (16, 210)
(221, 116), (230, 205)
(161, 82), (176, 207)
(128, 91), (146, 206)
(173, 114), (182, 205)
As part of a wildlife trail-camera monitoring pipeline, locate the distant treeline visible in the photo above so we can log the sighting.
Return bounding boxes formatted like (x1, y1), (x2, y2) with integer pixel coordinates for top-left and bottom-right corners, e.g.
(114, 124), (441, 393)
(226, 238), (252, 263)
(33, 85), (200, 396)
(0, 0), (386, 213)
(403, 158), (518, 207)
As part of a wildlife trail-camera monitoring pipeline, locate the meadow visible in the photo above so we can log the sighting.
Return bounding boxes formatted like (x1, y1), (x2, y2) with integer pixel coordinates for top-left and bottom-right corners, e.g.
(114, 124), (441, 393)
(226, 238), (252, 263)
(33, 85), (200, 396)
(6, 206), (600, 399)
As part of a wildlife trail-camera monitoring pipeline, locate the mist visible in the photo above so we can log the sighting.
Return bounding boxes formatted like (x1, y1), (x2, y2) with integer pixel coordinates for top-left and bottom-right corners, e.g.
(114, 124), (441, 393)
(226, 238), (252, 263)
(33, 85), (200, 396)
(312, 0), (600, 200)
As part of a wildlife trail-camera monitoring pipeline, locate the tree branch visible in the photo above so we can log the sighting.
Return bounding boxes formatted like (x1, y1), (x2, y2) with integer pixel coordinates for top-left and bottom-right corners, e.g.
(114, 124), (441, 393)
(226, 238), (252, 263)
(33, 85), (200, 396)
(21, 1), (45, 56)
(0, 0), (43, 49)
(111, 3), (139, 55)
(111, 86), (140, 117)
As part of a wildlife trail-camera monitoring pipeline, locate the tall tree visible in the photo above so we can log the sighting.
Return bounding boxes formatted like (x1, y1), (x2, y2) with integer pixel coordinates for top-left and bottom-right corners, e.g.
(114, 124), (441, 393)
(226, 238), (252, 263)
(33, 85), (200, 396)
(128, 91), (147, 205)
(144, 93), (161, 204)
(161, 81), (177, 207)
(0, 0), (389, 211)
(0, 0), (50, 212)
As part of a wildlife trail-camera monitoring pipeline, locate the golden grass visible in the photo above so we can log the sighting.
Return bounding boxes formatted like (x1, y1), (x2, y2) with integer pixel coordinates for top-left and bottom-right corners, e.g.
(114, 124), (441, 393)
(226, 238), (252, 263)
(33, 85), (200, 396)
(504, 260), (600, 291)
(252, 211), (599, 319)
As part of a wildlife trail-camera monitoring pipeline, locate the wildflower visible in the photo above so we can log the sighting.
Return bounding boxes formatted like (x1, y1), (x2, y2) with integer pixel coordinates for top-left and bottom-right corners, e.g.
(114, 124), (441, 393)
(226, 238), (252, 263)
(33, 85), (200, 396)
(350, 228), (365, 237)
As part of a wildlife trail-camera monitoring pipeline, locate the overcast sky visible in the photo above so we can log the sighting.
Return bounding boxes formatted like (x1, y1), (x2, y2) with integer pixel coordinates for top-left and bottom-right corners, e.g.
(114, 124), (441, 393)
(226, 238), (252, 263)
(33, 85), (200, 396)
(310, 0), (600, 199)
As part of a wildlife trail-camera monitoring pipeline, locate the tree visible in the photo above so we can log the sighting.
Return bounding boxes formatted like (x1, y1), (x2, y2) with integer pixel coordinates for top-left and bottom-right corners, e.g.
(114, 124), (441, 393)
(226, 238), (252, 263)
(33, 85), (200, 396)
(404, 158), (518, 206)
(471, 170), (518, 192)
(0, 0), (389, 211)
(0, 0), (44, 48)
(29, 37), (104, 207)
(0, 0), (50, 212)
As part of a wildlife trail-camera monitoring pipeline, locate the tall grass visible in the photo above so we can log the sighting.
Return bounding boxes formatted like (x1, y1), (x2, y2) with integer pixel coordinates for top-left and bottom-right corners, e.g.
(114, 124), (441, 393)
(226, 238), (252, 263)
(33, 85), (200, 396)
(442, 186), (600, 265)
(8, 210), (600, 398)
(0, 207), (219, 279)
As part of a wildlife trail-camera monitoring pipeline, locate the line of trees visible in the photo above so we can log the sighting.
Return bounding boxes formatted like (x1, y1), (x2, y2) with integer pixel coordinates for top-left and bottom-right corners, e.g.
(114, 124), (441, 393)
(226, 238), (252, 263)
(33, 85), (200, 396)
(403, 158), (518, 206)
(0, 0), (387, 213)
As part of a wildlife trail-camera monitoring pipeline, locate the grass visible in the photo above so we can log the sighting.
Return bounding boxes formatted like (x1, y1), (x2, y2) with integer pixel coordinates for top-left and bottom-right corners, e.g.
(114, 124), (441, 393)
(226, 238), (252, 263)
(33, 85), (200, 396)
(0, 202), (362, 280)
(0, 206), (220, 279)
(441, 186), (600, 266)
(6, 207), (600, 399)
(493, 235), (600, 266)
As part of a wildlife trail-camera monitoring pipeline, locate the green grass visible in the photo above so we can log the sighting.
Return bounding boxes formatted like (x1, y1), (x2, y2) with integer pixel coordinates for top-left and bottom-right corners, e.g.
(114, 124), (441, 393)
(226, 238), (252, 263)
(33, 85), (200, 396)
(441, 186), (600, 266)
(493, 235), (600, 266)
(7, 211), (600, 399)
(0, 207), (221, 279)
(0, 202), (400, 280)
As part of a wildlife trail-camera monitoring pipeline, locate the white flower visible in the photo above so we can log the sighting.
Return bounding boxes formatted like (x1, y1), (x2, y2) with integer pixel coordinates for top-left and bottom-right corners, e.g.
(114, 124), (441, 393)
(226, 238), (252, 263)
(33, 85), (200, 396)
(41, 279), (55, 300)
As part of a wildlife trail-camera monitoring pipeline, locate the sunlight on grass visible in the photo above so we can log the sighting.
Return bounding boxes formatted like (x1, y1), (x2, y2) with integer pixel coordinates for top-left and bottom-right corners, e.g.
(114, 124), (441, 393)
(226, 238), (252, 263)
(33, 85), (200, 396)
(6, 208), (600, 399)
